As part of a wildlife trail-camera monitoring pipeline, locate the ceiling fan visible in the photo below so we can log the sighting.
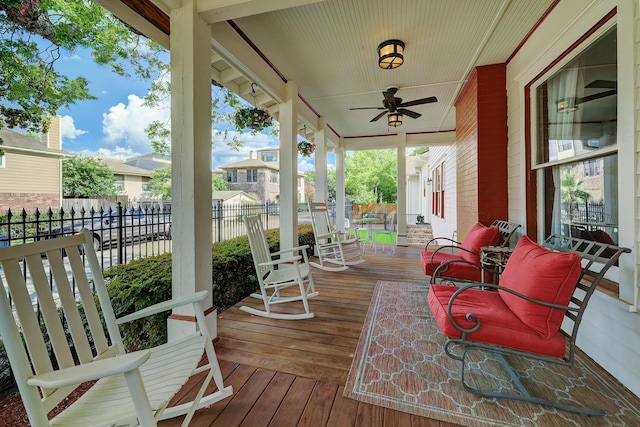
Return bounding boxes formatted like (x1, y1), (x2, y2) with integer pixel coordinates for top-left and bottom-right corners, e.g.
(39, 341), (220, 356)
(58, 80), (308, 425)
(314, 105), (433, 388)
(557, 80), (616, 113)
(350, 87), (438, 122)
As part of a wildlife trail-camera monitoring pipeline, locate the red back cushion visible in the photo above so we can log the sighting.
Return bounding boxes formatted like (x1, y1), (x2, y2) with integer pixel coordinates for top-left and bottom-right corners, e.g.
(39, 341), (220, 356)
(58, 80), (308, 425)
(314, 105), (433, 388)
(498, 236), (582, 338)
(459, 223), (501, 263)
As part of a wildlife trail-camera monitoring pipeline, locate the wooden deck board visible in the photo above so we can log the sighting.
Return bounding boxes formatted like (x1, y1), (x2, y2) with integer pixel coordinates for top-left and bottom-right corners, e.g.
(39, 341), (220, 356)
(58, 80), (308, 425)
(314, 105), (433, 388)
(161, 246), (455, 426)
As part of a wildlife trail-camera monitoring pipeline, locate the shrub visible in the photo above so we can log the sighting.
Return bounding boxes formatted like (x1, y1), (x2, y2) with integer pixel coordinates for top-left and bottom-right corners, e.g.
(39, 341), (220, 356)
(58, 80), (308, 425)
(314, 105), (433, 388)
(104, 225), (315, 351)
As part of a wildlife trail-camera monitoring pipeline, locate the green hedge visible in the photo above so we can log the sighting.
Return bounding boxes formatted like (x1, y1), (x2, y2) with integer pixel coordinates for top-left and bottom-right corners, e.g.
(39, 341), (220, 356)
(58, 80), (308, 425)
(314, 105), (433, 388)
(104, 225), (315, 350)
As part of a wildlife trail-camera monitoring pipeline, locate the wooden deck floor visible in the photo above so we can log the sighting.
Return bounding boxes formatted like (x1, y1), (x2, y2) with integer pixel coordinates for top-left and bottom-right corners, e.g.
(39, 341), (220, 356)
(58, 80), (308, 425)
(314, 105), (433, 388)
(160, 244), (460, 426)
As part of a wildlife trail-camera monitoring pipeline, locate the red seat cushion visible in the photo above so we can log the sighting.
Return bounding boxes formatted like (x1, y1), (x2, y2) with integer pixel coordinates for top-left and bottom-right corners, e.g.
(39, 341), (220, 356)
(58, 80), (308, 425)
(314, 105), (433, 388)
(428, 284), (567, 358)
(498, 236), (582, 339)
(459, 223), (501, 263)
(421, 251), (484, 282)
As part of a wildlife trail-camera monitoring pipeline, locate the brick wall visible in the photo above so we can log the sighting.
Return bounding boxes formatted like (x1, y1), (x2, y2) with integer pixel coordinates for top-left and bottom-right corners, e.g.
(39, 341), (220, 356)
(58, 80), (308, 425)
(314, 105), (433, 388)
(0, 193), (61, 213)
(454, 64), (509, 240)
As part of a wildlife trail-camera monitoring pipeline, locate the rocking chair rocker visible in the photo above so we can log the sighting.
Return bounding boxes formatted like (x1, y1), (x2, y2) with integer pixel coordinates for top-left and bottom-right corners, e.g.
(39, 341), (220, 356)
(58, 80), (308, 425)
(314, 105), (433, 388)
(0, 228), (232, 426)
(308, 201), (365, 271)
(243, 214), (319, 319)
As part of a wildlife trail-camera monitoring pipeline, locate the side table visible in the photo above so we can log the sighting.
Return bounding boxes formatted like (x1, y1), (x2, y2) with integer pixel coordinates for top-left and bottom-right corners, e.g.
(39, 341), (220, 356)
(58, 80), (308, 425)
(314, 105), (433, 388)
(480, 246), (513, 283)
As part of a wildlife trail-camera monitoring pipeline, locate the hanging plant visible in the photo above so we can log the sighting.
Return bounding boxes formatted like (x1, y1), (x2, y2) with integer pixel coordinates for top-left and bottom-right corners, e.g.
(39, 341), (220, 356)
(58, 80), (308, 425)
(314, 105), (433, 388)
(234, 107), (272, 131)
(297, 141), (316, 157)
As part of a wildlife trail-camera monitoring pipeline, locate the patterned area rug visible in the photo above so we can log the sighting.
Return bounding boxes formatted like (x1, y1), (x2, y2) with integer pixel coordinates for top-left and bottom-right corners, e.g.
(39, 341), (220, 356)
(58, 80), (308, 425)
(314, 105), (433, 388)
(343, 281), (640, 427)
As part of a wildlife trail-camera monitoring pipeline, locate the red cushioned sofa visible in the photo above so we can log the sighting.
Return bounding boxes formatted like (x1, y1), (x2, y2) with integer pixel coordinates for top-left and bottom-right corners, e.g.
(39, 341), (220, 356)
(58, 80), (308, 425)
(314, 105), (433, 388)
(421, 222), (501, 282)
(427, 234), (631, 415)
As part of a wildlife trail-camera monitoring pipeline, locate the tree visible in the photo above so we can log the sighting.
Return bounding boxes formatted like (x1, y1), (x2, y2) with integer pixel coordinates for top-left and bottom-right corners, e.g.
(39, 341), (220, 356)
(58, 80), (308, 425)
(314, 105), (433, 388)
(148, 167), (228, 199)
(345, 150), (397, 203)
(212, 174), (229, 192)
(304, 168), (337, 201)
(63, 156), (118, 198)
(0, 0), (166, 135)
(148, 166), (171, 199)
(561, 173), (591, 223)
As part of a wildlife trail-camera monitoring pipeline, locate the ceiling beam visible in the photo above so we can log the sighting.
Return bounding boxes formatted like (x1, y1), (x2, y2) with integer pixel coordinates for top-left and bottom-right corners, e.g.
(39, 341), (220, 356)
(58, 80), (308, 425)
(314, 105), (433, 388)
(197, 0), (326, 23)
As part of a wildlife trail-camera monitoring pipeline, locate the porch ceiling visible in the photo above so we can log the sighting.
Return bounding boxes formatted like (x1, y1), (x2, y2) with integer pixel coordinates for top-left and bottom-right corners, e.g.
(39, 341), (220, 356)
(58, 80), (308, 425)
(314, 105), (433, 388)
(109, 0), (556, 142)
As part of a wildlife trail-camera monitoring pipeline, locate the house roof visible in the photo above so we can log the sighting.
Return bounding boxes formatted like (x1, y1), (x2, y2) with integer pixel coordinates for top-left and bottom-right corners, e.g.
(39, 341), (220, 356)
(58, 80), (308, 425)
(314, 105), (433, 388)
(99, 158), (153, 177)
(218, 158), (278, 171)
(212, 190), (259, 201)
(124, 153), (171, 171)
(0, 128), (69, 158)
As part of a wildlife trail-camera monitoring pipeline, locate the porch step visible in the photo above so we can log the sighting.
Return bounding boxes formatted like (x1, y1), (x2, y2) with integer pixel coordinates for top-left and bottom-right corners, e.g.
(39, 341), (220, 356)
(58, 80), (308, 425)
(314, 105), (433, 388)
(406, 224), (433, 246)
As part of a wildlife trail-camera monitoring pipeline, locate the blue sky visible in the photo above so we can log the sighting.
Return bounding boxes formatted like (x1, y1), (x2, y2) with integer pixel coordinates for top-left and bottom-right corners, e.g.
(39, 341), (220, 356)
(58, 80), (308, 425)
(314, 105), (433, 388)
(52, 47), (327, 172)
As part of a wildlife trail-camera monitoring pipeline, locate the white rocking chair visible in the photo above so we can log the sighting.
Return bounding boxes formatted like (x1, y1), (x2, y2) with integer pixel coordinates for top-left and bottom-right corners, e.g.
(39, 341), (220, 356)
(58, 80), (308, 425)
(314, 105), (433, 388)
(308, 201), (365, 271)
(0, 228), (232, 427)
(242, 214), (319, 320)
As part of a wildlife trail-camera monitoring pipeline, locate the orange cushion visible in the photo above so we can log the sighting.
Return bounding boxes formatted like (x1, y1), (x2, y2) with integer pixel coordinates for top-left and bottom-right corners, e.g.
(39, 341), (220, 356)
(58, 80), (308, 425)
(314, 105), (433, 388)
(459, 223), (501, 263)
(498, 236), (582, 338)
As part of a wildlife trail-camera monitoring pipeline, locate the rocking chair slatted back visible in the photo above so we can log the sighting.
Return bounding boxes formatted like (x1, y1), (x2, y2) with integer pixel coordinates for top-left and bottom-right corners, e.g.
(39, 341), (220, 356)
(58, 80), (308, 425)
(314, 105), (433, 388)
(245, 211), (273, 279)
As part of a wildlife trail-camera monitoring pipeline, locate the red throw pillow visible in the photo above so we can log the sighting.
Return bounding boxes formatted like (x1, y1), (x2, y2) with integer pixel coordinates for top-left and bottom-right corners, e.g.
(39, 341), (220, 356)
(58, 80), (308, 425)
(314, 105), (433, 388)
(459, 222), (501, 263)
(498, 236), (582, 338)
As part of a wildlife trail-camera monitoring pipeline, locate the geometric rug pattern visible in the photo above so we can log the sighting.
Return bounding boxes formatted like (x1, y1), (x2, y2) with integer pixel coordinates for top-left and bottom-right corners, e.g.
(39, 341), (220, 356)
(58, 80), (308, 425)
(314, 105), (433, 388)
(343, 281), (640, 427)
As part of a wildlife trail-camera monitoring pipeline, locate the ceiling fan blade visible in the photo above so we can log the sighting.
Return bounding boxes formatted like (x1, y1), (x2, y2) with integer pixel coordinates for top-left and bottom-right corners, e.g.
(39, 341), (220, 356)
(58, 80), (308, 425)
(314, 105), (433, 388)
(370, 111), (388, 122)
(585, 80), (617, 89)
(577, 89), (617, 104)
(398, 96), (438, 108)
(397, 108), (421, 119)
(383, 90), (396, 106)
(350, 107), (386, 110)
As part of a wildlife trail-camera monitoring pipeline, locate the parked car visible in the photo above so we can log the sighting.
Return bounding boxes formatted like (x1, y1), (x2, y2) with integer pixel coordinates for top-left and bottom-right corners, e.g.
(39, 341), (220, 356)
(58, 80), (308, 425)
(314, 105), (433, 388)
(38, 208), (171, 251)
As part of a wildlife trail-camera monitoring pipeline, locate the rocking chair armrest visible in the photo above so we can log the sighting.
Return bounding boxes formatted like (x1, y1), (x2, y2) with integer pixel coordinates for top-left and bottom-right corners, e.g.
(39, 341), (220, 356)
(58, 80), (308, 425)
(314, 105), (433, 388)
(425, 237), (462, 251)
(271, 245), (310, 257)
(27, 351), (151, 389)
(430, 259), (482, 284)
(260, 255), (302, 267)
(445, 282), (579, 334)
(116, 290), (209, 324)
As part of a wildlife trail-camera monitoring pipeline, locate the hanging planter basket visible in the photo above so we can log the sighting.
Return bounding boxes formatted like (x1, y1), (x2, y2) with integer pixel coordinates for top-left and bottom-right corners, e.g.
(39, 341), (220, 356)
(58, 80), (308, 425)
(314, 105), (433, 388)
(297, 141), (316, 157)
(234, 107), (272, 131)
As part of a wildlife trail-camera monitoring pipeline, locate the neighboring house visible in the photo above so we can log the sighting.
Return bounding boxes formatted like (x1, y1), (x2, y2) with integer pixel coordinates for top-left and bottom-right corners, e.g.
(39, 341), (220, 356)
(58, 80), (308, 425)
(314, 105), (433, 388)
(212, 190), (259, 205)
(218, 149), (305, 203)
(99, 158), (153, 203)
(0, 116), (69, 212)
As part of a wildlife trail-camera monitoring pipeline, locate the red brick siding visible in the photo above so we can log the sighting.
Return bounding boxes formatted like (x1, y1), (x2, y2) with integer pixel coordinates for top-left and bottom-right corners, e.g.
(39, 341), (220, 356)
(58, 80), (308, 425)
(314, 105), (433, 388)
(0, 193), (61, 213)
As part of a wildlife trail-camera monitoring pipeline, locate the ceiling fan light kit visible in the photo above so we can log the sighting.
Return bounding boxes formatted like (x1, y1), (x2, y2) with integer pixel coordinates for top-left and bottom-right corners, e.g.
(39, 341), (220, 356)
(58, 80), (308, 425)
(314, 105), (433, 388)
(388, 113), (402, 127)
(377, 39), (405, 69)
(557, 98), (578, 113)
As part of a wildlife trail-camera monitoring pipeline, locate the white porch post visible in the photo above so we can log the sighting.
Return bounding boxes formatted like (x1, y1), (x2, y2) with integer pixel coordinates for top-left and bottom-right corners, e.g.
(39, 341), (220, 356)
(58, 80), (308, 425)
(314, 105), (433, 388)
(314, 117), (328, 203)
(167, 0), (216, 340)
(335, 138), (346, 232)
(279, 81), (299, 252)
(396, 133), (408, 246)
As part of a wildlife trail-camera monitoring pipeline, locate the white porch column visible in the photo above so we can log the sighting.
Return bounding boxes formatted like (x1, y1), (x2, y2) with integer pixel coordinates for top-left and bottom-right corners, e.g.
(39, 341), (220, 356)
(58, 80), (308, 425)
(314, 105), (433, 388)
(279, 81), (299, 252)
(396, 133), (408, 246)
(335, 138), (346, 232)
(168, 0), (216, 340)
(314, 117), (328, 202)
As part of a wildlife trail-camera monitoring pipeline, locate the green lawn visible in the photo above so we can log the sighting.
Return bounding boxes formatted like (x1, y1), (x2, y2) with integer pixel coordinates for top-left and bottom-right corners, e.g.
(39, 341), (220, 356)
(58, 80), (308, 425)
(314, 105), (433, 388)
(355, 229), (397, 244)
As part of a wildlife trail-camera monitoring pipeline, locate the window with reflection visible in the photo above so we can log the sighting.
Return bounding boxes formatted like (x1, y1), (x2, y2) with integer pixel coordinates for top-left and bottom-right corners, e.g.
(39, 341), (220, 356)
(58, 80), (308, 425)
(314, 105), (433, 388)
(535, 27), (617, 244)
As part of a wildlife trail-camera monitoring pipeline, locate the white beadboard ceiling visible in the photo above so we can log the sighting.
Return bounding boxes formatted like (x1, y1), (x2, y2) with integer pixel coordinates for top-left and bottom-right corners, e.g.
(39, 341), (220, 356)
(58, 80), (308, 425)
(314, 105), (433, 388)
(145, 0), (557, 140)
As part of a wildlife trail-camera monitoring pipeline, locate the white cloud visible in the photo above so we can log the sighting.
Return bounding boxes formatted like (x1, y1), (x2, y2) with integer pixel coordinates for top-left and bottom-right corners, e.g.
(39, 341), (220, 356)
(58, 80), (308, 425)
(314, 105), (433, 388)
(75, 145), (142, 160)
(101, 93), (170, 153)
(60, 115), (88, 140)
